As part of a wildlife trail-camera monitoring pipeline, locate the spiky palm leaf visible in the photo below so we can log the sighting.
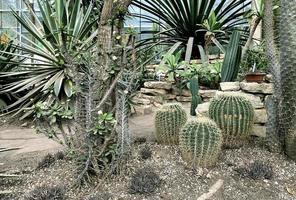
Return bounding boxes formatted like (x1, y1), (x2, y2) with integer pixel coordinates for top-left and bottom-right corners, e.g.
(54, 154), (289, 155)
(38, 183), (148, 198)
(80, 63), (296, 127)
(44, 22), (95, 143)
(132, 0), (251, 57)
(0, 0), (98, 118)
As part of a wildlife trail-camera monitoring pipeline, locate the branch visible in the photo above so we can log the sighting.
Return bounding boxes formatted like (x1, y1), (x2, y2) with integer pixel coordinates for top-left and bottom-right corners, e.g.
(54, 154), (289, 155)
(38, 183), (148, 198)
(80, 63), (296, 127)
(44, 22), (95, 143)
(197, 179), (224, 200)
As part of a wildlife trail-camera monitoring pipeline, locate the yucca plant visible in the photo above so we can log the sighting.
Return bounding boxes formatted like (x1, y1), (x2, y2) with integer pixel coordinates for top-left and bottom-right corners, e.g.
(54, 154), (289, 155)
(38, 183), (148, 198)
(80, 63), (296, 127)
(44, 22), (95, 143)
(132, 0), (251, 58)
(0, 0), (98, 118)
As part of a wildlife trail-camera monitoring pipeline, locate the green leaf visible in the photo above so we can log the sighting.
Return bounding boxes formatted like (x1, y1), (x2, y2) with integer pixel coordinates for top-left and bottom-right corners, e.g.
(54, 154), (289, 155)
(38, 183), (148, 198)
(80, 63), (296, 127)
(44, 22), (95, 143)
(54, 74), (64, 97)
(63, 79), (73, 97)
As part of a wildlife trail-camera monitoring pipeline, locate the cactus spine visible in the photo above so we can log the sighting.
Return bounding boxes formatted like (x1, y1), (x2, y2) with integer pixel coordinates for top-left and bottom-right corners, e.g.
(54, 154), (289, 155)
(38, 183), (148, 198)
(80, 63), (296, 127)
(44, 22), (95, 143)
(209, 95), (254, 147)
(179, 117), (222, 167)
(155, 103), (187, 144)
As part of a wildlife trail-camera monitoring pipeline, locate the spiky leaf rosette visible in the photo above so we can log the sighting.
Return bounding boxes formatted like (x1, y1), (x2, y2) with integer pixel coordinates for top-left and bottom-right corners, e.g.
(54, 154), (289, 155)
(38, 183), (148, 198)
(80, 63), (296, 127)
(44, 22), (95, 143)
(179, 117), (222, 167)
(155, 103), (187, 145)
(209, 95), (254, 148)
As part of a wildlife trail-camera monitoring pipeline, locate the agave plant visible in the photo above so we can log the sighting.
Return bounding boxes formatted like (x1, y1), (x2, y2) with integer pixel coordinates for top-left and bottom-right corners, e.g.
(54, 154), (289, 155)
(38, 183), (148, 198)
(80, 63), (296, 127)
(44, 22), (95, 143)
(0, 0), (98, 118)
(132, 0), (251, 58)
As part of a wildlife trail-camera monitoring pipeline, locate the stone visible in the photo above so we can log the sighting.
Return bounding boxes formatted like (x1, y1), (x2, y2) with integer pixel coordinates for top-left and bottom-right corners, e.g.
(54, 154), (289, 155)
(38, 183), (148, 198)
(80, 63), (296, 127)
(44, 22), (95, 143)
(216, 91), (264, 109)
(220, 82), (240, 91)
(172, 86), (191, 97)
(132, 97), (151, 105)
(265, 74), (274, 83)
(196, 102), (210, 116)
(137, 93), (163, 103)
(164, 94), (177, 100)
(140, 88), (167, 96)
(133, 105), (154, 115)
(176, 96), (192, 102)
(254, 109), (268, 124)
(199, 90), (217, 98)
(144, 81), (172, 90)
(240, 82), (273, 94)
(251, 125), (266, 137)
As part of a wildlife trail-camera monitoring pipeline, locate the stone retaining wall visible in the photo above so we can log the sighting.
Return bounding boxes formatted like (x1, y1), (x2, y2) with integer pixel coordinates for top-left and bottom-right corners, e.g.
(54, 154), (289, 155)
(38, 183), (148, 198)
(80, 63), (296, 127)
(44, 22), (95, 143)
(132, 79), (274, 138)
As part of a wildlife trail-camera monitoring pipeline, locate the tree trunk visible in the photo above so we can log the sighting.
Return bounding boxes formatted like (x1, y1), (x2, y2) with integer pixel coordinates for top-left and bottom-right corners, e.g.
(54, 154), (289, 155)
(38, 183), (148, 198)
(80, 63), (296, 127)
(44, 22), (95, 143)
(279, 0), (296, 160)
(264, 0), (282, 152)
(242, 16), (261, 60)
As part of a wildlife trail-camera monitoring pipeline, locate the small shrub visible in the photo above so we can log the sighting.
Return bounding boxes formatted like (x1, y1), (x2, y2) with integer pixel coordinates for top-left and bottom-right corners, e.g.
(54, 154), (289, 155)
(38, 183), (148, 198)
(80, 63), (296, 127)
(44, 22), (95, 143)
(235, 161), (273, 180)
(139, 146), (152, 160)
(24, 184), (66, 200)
(129, 167), (161, 195)
(37, 154), (56, 169)
(87, 192), (112, 200)
(54, 151), (65, 160)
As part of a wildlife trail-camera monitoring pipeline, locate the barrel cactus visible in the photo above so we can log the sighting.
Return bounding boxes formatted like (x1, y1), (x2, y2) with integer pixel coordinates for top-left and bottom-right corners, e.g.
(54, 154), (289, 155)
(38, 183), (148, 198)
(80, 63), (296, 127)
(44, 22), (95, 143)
(155, 103), (187, 144)
(209, 95), (255, 147)
(179, 117), (222, 167)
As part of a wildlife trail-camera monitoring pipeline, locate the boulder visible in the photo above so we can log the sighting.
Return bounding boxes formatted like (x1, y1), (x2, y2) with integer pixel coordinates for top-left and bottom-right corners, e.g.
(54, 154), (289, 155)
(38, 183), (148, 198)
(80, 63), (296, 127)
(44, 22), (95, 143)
(137, 93), (164, 103)
(251, 125), (266, 137)
(164, 94), (177, 100)
(220, 82), (240, 91)
(140, 88), (167, 96)
(215, 91), (264, 109)
(176, 96), (192, 102)
(132, 105), (154, 115)
(254, 109), (268, 124)
(172, 86), (191, 97)
(144, 81), (172, 90)
(196, 102), (210, 116)
(240, 82), (273, 94)
(199, 90), (217, 98)
(132, 97), (151, 105)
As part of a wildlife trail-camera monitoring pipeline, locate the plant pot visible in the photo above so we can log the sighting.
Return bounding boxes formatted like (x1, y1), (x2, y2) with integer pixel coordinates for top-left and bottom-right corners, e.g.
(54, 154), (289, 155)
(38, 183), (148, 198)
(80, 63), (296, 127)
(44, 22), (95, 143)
(245, 72), (266, 83)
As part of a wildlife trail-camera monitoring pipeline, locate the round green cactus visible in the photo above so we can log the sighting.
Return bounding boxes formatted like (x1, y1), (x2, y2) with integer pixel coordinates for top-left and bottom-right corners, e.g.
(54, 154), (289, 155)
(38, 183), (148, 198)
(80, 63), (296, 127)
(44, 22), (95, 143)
(179, 117), (222, 167)
(209, 94), (255, 147)
(155, 103), (187, 144)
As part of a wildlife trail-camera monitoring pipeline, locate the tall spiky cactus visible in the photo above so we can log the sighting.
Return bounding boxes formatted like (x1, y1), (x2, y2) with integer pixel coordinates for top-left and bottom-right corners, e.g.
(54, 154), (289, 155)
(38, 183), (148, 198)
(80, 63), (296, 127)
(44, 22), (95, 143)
(209, 95), (255, 147)
(155, 103), (187, 144)
(264, 0), (282, 153)
(179, 117), (222, 167)
(189, 77), (202, 116)
(279, 0), (296, 160)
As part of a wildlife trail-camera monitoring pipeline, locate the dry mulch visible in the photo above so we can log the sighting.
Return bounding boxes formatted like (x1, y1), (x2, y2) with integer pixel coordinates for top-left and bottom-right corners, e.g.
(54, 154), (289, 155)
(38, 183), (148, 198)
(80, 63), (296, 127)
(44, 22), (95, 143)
(1, 142), (296, 200)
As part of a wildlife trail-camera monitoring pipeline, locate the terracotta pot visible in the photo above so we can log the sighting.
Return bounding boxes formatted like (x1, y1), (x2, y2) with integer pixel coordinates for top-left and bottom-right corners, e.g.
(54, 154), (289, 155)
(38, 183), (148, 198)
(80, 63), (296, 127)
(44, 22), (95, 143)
(245, 72), (266, 83)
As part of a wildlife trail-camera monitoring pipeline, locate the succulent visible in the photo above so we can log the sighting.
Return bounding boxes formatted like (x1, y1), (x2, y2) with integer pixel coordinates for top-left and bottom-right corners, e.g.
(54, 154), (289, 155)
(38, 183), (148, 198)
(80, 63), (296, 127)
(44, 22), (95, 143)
(209, 94), (255, 147)
(139, 145), (152, 160)
(235, 161), (273, 180)
(24, 184), (66, 200)
(37, 154), (56, 170)
(54, 151), (65, 160)
(155, 103), (187, 144)
(129, 167), (161, 194)
(179, 117), (222, 167)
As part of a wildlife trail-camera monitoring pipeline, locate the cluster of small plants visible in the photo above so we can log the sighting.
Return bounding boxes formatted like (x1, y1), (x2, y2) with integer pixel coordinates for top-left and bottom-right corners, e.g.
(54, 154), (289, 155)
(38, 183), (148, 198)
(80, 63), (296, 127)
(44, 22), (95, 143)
(139, 145), (152, 160)
(24, 184), (66, 200)
(129, 167), (161, 195)
(235, 161), (273, 180)
(37, 151), (65, 170)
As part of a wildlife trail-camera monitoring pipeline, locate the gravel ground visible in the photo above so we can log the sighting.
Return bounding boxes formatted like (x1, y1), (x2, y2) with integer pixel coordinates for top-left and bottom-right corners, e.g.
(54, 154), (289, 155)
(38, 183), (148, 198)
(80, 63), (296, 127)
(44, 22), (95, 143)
(1, 143), (296, 200)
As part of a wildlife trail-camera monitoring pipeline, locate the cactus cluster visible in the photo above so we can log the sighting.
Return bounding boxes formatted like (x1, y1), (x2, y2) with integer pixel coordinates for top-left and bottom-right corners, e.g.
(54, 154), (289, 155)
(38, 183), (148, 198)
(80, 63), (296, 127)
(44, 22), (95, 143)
(179, 117), (222, 167)
(155, 103), (187, 144)
(209, 95), (254, 147)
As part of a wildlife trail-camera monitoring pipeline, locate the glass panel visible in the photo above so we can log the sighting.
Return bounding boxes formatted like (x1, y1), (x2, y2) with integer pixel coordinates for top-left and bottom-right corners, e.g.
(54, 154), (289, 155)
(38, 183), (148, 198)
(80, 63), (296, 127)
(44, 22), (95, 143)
(2, 12), (17, 28)
(0, 28), (18, 39)
(1, 0), (20, 10)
